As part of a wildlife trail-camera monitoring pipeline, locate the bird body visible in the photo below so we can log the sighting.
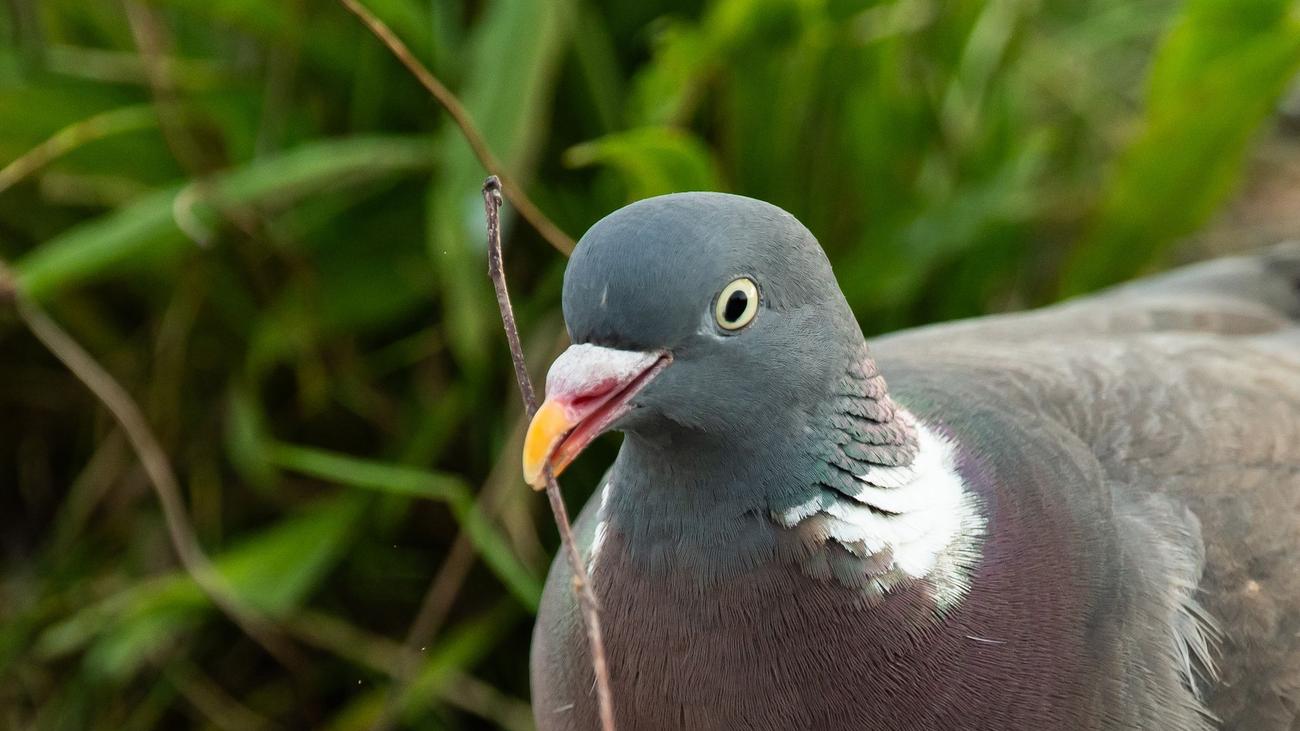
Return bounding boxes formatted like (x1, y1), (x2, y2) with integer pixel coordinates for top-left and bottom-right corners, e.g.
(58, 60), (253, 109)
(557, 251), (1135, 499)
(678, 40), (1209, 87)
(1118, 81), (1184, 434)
(525, 193), (1300, 730)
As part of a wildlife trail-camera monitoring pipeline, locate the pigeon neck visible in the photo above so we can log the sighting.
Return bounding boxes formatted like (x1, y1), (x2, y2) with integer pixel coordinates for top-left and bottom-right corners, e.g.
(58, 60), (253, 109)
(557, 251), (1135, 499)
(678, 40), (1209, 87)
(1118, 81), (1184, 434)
(767, 348), (985, 607)
(808, 349), (921, 473)
(600, 347), (981, 607)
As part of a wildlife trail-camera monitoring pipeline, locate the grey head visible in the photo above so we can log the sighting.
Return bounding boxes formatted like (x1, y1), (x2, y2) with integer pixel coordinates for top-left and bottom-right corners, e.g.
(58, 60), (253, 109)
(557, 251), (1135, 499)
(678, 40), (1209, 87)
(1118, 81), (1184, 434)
(558, 192), (866, 445)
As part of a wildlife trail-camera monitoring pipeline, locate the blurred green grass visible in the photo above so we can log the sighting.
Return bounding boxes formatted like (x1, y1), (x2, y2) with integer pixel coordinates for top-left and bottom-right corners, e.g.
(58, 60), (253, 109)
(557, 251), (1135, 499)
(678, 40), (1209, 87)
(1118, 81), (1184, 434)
(1, 0), (1297, 728)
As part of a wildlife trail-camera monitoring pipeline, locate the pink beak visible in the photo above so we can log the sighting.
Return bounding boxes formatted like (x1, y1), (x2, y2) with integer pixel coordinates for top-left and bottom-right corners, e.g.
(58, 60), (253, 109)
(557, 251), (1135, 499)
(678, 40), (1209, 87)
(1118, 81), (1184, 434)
(522, 344), (671, 489)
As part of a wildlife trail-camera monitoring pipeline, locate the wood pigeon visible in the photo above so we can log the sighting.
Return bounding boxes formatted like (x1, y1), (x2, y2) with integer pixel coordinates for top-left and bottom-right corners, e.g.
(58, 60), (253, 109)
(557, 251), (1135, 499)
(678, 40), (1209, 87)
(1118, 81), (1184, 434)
(522, 192), (1300, 730)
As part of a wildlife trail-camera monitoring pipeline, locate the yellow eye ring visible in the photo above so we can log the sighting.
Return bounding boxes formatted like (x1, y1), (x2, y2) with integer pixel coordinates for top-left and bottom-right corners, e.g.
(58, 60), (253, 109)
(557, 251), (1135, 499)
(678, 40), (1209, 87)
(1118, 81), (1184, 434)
(715, 277), (759, 331)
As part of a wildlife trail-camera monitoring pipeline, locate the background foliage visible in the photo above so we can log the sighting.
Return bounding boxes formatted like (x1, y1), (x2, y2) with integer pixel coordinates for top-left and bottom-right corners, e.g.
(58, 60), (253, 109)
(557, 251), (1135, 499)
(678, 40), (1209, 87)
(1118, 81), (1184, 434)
(2, 0), (1298, 728)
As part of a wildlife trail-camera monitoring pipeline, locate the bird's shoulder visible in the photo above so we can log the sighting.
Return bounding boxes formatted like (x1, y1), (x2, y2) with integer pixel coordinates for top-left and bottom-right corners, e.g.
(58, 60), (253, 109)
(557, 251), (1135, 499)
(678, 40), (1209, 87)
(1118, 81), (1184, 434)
(874, 333), (1300, 729)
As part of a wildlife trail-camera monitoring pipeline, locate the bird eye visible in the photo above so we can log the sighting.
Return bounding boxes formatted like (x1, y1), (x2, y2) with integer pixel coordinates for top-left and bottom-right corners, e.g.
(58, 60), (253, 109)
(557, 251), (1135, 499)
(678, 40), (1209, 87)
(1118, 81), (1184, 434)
(714, 277), (759, 331)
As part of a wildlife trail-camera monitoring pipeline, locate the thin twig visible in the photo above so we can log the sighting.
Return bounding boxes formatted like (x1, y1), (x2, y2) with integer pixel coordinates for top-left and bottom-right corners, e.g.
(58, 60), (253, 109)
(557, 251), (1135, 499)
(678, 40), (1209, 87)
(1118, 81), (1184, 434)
(338, 0), (575, 256)
(483, 176), (616, 731)
(124, 0), (218, 178)
(0, 106), (156, 196)
(2, 262), (306, 675)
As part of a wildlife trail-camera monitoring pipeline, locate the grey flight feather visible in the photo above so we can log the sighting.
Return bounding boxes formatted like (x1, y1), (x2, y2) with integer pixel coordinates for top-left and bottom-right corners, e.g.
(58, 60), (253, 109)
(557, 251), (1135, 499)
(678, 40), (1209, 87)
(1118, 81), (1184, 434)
(531, 194), (1300, 731)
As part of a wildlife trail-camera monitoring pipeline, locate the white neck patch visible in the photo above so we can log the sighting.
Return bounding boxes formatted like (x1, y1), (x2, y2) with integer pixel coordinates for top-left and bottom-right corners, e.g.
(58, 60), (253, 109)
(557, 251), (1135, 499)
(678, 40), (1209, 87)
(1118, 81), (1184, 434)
(775, 416), (985, 606)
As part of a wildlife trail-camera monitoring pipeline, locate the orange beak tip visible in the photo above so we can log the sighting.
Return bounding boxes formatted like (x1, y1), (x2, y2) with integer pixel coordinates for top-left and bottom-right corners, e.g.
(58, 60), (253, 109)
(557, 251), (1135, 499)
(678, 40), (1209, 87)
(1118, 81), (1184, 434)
(522, 399), (572, 490)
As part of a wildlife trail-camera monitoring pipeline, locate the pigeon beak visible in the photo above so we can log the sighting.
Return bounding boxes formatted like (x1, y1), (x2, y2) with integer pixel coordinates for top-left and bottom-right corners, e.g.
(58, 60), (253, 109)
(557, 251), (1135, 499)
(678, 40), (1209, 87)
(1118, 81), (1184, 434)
(522, 344), (671, 489)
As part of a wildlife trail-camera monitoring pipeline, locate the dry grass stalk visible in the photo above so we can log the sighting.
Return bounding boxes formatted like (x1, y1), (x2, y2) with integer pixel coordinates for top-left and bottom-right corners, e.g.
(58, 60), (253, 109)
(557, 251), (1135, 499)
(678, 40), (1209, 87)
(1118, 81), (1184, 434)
(338, 0), (574, 256)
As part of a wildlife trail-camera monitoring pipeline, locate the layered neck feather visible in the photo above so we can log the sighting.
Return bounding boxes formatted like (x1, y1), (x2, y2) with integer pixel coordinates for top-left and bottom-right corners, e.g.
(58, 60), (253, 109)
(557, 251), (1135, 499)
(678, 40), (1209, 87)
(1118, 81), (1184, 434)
(598, 347), (983, 609)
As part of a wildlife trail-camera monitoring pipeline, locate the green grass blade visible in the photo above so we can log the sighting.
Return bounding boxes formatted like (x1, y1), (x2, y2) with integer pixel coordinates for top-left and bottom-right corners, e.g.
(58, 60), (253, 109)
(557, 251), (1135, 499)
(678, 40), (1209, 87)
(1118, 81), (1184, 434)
(565, 126), (723, 200)
(267, 442), (464, 501)
(1064, 0), (1300, 294)
(36, 494), (368, 680)
(14, 135), (435, 299)
(0, 105), (158, 195)
(266, 442), (542, 610)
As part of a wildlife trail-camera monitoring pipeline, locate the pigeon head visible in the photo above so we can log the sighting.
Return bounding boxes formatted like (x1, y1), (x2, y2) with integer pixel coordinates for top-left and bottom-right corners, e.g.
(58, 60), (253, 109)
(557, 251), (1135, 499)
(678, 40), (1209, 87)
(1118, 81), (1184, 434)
(523, 192), (865, 487)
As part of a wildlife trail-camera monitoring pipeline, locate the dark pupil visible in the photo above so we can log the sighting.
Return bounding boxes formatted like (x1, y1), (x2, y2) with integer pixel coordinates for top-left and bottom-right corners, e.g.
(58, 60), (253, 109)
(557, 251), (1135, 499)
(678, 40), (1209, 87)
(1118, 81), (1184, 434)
(723, 291), (748, 322)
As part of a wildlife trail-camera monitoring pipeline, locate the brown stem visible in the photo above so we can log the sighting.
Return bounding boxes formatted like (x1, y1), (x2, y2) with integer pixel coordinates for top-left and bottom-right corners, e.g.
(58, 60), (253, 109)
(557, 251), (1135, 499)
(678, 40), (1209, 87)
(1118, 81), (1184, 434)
(483, 176), (616, 731)
(124, 0), (264, 248)
(0, 106), (156, 196)
(339, 0), (574, 256)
